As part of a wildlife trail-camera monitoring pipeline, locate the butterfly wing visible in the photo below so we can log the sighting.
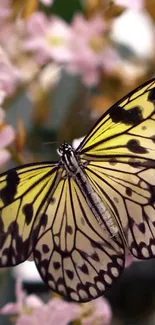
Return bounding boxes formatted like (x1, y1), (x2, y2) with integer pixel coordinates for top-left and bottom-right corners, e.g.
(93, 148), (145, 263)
(34, 174), (125, 302)
(0, 162), (62, 266)
(77, 78), (155, 259)
(0, 162), (125, 302)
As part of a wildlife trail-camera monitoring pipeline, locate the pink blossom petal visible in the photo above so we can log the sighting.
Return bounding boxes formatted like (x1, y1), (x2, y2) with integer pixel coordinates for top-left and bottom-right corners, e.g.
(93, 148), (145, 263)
(0, 61), (20, 95)
(82, 298), (112, 325)
(16, 315), (35, 325)
(100, 48), (119, 72)
(0, 302), (18, 315)
(40, 0), (53, 5)
(0, 125), (15, 148)
(25, 295), (44, 308)
(26, 12), (49, 36)
(0, 0), (11, 21)
(72, 14), (105, 37)
(114, 0), (144, 10)
(82, 68), (100, 86)
(0, 149), (11, 166)
(125, 255), (134, 267)
(15, 281), (26, 308)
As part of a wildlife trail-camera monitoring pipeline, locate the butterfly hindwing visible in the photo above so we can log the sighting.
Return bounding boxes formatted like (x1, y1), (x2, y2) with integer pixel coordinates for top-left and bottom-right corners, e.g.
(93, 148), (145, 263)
(34, 174), (125, 302)
(77, 78), (155, 259)
(84, 160), (155, 259)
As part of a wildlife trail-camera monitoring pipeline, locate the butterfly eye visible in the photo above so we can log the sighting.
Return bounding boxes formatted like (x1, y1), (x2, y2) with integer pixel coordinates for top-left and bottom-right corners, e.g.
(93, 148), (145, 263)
(57, 145), (64, 156)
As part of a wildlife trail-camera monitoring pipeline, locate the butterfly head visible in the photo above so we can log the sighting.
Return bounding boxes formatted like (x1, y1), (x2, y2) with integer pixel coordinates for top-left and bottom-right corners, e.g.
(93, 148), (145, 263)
(57, 143), (74, 157)
(57, 143), (79, 173)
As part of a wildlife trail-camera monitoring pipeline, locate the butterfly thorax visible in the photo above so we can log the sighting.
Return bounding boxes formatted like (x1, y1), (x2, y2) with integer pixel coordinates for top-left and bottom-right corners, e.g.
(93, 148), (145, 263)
(58, 143), (119, 237)
(58, 143), (80, 175)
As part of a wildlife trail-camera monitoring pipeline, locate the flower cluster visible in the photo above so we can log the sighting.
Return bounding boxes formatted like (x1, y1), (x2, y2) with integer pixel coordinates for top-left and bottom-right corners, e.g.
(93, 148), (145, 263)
(0, 50), (19, 166)
(0, 281), (112, 325)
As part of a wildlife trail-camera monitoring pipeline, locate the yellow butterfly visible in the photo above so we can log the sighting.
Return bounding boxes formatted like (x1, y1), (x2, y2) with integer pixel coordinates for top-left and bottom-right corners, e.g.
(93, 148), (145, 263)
(0, 78), (155, 302)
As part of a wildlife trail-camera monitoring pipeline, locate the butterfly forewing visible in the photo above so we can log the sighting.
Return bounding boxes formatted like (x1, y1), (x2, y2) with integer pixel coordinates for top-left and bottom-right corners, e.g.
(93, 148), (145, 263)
(78, 79), (155, 160)
(34, 173), (125, 302)
(0, 163), (61, 266)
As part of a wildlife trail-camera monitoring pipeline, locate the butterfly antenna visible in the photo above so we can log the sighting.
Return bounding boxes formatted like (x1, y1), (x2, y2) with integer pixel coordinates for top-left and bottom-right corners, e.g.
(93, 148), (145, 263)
(43, 141), (60, 146)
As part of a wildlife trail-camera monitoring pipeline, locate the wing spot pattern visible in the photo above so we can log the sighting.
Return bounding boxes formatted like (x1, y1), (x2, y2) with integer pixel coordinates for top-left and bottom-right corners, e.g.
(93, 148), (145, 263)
(127, 139), (148, 154)
(80, 263), (89, 275)
(141, 247), (149, 258)
(96, 281), (105, 290)
(110, 105), (143, 125)
(40, 213), (48, 227)
(70, 292), (79, 301)
(138, 223), (146, 234)
(22, 203), (34, 226)
(111, 267), (119, 277)
(50, 197), (56, 204)
(66, 269), (74, 280)
(42, 244), (50, 253)
(89, 286), (97, 297)
(117, 258), (123, 265)
(109, 159), (117, 166)
(114, 197), (119, 203)
(0, 170), (20, 205)
(131, 248), (138, 257)
(66, 225), (73, 235)
(79, 290), (88, 299)
(58, 284), (66, 295)
(49, 280), (56, 290)
(148, 87), (155, 102)
(151, 245), (155, 254)
(91, 252), (100, 262)
(126, 187), (132, 197)
(53, 261), (61, 270)
(81, 217), (85, 225)
(104, 274), (112, 284)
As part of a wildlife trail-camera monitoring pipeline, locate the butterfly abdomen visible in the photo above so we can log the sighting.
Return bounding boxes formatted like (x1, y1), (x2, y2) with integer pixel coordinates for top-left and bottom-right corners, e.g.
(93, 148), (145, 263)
(75, 167), (118, 237)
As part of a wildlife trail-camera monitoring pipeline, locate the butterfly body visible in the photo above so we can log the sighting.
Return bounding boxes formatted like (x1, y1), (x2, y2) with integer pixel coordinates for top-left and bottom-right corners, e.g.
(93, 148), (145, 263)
(0, 78), (155, 301)
(58, 143), (119, 236)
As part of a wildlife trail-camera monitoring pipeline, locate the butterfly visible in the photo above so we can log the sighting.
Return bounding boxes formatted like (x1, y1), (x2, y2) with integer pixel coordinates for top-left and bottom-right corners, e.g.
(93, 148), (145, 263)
(0, 78), (155, 302)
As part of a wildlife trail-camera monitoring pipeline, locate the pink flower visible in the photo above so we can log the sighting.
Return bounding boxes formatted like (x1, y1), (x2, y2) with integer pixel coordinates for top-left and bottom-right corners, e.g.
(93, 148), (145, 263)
(40, 0), (54, 6)
(125, 254), (134, 267)
(0, 280), (43, 316)
(0, 107), (15, 167)
(16, 299), (81, 325)
(23, 13), (118, 86)
(67, 14), (118, 86)
(81, 297), (112, 325)
(0, 0), (12, 21)
(1, 281), (112, 325)
(0, 47), (20, 97)
(0, 281), (81, 325)
(114, 0), (144, 10)
(125, 254), (140, 267)
(0, 60), (20, 95)
(23, 13), (73, 64)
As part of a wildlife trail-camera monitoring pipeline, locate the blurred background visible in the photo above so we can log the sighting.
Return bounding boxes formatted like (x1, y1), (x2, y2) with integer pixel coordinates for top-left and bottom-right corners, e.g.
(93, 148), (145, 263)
(0, 0), (155, 324)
